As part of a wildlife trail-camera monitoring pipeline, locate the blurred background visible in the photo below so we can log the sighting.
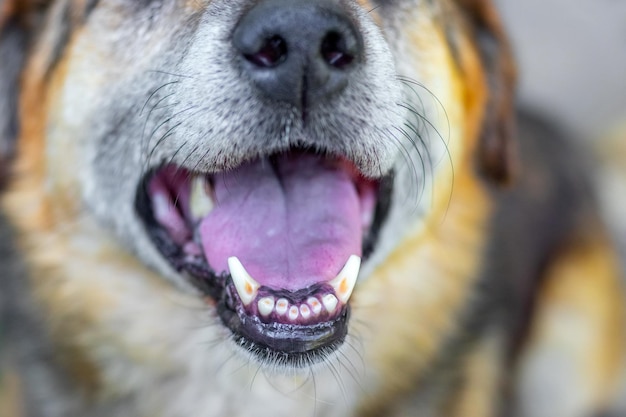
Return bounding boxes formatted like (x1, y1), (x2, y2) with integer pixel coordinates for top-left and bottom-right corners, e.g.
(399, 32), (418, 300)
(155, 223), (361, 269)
(495, 0), (626, 263)
(495, 0), (626, 142)
(496, 2), (626, 411)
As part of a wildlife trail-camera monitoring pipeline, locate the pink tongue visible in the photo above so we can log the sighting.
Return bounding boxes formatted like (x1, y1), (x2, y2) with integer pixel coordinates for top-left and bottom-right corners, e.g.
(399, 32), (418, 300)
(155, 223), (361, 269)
(199, 154), (362, 291)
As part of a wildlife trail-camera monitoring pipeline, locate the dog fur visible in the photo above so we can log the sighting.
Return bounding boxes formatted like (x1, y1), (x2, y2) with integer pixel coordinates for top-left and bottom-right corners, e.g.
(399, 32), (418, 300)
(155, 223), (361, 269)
(0, 0), (624, 416)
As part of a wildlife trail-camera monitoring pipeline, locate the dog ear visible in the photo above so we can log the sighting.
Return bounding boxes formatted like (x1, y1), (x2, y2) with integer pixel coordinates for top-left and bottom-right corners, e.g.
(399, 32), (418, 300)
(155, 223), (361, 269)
(457, 0), (518, 185)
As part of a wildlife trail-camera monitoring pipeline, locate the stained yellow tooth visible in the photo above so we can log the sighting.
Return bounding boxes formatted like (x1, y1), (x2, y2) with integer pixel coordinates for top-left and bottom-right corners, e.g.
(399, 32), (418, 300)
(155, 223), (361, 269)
(276, 298), (289, 315)
(189, 175), (213, 219)
(300, 304), (311, 319)
(288, 305), (299, 321)
(322, 294), (338, 314)
(328, 255), (361, 304)
(227, 257), (260, 306)
(258, 297), (275, 317)
(307, 297), (322, 315)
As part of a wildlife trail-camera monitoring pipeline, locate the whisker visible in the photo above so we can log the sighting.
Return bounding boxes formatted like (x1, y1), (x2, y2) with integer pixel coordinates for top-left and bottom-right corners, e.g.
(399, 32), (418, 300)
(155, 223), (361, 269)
(249, 363), (263, 392)
(166, 141), (188, 167)
(402, 121), (434, 206)
(325, 359), (349, 407)
(378, 127), (422, 208)
(391, 125), (429, 211)
(366, 5), (382, 14)
(147, 122), (183, 169)
(337, 350), (364, 391)
(398, 75), (451, 141)
(344, 339), (366, 373)
(146, 69), (195, 79)
(145, 106), (200, 170)
(179, 143), (202, 168)
(140, 81), (179, 116)
(396, 76), (456, 219)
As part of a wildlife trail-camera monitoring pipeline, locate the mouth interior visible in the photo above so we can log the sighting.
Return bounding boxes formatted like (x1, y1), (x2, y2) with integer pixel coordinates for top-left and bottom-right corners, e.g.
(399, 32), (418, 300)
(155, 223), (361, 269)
(138, 150), (390, 363)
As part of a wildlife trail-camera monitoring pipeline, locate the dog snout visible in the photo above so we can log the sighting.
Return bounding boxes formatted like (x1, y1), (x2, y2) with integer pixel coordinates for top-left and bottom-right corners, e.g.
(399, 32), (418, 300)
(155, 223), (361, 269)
(232, 0), (363, 108)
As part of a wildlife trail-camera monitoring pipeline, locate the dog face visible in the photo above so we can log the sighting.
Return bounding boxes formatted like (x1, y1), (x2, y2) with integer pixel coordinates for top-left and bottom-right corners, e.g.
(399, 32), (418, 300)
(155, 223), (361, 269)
(1, 0), (515, 413)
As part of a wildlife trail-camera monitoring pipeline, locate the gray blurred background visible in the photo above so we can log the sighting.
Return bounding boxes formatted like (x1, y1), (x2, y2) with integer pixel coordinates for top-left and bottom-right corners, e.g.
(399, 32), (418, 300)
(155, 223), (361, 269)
(498, 4), (626, 409)
(496, 1), (626, 269)
(495, 0), (626, 141)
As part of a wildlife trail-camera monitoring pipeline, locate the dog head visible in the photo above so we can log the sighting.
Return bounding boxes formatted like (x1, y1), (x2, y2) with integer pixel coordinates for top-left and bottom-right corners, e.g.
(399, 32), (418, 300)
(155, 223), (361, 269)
(1, 0), (515, 374)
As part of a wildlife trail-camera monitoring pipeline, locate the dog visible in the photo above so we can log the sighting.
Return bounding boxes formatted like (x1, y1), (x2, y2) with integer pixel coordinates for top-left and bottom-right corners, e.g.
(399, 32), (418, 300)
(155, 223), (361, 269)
(0, 0), (624, 416)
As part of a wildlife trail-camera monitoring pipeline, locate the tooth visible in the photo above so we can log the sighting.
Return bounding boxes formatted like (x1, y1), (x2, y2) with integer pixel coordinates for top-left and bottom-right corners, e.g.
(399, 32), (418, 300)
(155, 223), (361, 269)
(328, 255), (361, 304)
(322, 294), (338, 314)
(288, 305), (299, 321)
(307, 297), (322, 315)
(276, 298), (289, 316)
(189, 175), (213, 220)
(300, 304), (311, 319)
(227, 257), (260, 306)
(152, 192), (172, 220)
(258, 297), (275, 317)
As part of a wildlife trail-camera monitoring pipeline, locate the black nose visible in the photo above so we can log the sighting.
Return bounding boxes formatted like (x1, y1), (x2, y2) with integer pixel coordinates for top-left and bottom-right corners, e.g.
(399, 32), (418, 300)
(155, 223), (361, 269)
(232, 0), (363, 109)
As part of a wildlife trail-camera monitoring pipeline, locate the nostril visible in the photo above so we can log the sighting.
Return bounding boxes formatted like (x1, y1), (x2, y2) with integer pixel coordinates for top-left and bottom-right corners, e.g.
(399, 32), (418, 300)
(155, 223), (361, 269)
(243, 35), (288, 68)
(321, 31), (355, 69)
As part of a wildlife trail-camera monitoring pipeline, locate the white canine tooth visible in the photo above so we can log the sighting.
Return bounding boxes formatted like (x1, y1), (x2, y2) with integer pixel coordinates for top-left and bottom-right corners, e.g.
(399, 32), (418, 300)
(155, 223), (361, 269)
(307, 297), (322, 315)
(275, 298), (289, 315)
(189, 175), (213, 220)
(300, 305), (311, 319)
(258, 297), (275, 317)
(322, 294), (338, 314)
(288, 305), (299, 321)
(328, 255), (361, 304)
(227, 257), (260, 306)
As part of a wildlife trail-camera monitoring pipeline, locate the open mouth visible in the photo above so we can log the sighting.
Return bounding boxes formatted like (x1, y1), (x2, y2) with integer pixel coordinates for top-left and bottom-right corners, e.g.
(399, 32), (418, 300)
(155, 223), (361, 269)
(136, 149), (392, 366)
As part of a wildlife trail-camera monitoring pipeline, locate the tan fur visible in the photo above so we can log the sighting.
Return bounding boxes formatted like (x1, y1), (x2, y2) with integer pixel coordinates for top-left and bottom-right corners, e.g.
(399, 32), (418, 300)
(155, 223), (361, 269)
(446, 330), (504, 417)
(515, 233), (625, 417)
(356, 170), (492, 416)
